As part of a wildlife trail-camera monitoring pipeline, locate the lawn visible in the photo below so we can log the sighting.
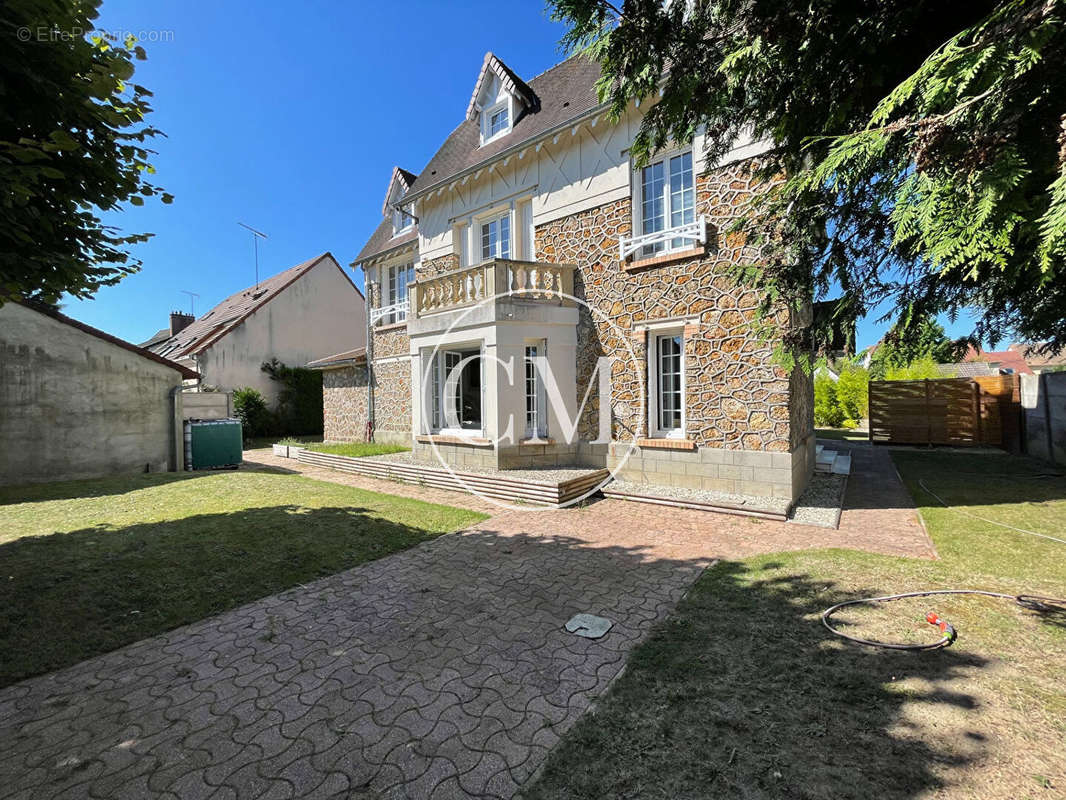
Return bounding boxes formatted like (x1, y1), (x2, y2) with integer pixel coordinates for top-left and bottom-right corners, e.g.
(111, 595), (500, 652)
(0, 470), (486, 688)
(816, 426), (870, 442)
(302, 441), (410, 458)
(526, 450), (1066, 800)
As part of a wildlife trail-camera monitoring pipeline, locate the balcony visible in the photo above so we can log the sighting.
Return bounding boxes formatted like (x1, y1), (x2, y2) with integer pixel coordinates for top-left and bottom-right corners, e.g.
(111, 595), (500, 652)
(408, 259), (577, 335)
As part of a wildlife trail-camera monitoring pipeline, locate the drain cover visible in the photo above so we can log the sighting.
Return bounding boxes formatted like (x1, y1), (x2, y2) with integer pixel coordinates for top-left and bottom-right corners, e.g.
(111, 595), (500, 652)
(565, 613), (613, 639)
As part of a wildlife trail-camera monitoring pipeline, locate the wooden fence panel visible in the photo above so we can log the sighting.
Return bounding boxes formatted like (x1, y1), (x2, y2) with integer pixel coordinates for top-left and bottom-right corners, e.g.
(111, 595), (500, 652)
(869, 377), (1009, 446)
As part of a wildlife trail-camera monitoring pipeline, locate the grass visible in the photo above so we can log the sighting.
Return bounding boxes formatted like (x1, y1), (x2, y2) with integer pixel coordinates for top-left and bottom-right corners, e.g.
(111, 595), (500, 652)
(526, 450), (1066, 800)
(242, 434), (322, 451)
(0, 470), (486, 688)
(302, 441), (410, 458)
(816, 426), (870, 442)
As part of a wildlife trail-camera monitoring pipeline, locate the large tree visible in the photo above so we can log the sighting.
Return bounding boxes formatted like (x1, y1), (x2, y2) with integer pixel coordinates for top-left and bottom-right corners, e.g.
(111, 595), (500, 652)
(0, 0), (170, 305)
(550, 0), (1066, 353)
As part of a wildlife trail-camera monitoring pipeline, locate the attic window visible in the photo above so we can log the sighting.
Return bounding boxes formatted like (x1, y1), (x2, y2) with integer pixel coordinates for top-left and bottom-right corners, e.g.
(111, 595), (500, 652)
(480, 99), (511, 145)
(392, 205), (414, 235)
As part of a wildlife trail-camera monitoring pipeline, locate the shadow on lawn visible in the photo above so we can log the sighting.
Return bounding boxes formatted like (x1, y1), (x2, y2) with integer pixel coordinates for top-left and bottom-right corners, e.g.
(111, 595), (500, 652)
(0, 470), (215, 506)
(526, 558), (991, 800)
(0, 503), (438, 688)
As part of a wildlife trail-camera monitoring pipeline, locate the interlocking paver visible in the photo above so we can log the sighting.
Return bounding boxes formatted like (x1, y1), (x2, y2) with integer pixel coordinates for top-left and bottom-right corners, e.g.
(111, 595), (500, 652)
(0, 443), (932, 798)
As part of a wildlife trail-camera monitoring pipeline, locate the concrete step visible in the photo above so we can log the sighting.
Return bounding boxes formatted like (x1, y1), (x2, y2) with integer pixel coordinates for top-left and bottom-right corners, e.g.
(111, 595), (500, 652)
(831, 453), (852, 476)
(815, 448), (837, 474)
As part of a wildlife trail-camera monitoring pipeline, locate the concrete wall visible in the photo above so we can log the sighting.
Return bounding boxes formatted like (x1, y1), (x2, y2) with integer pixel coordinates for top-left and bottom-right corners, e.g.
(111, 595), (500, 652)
(1021, 372), (1066, 463)
(0, 303), (184, 485)
(192, 256), (365, 406)
(181, 391), (233, 420)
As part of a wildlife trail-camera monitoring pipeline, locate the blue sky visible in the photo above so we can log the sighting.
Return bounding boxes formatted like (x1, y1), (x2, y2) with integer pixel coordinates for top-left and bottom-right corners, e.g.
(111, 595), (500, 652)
(66, 0), (980, 351)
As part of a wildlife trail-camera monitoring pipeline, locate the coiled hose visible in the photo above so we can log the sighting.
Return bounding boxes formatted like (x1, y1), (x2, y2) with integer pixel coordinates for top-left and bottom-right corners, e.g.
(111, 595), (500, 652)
(821, 476), (1066, 650)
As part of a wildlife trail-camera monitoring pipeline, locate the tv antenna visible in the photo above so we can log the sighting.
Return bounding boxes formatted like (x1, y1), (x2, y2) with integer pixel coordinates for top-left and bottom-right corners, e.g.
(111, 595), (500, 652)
(237, 222), (268, 288)
(180, 290), (200, 316)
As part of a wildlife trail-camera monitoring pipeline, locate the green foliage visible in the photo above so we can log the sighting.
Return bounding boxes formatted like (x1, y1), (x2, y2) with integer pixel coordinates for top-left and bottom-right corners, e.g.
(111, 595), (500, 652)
(0, 0), (171, 304)
(232, 387), (273, 439)
(835, 366), (870, 421)
(549, 0), (1066, 350)
(815, 364), (870, 427)
(884, 355), (950, 380)
(304, 442), (410, 458)
(814, 373), (844, 427)
(869, 315), (963, 378)
(262, 359), (323, 436)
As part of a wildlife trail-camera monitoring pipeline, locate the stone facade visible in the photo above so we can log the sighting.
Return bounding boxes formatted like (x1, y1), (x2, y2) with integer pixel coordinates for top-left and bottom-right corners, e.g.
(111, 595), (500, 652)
(533, 158), (814, 499)
(322, 365), (368, 442)
(356, 156), (813, 501)
(371, 359), (412, 445)
(364, 275), (414, 444)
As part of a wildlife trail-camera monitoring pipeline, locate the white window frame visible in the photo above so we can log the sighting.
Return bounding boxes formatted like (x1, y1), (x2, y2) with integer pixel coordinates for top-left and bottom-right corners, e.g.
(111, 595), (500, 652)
(425, 344), (485, 438)
(624, 146), (701, 260)
(524, 340), (548, 439)
(647, 328), (686, 438)
(392, 204), (413, 236)
(480, 97), (512, 145)
(479, 210), (512, 262)
(379, 262), (414, 325)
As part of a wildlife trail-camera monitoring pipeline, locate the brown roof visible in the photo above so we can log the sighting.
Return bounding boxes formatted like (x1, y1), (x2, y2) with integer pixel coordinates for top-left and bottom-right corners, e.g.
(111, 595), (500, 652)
(354, 219), (419, 265)
(15, 300), (199, 379)
(405, 53), (604, 202)
(963, 345), (1033, 375)
(1010, 342), (1066, 369)
(149, 252), (361, 360)
(307, 347), (367, 369)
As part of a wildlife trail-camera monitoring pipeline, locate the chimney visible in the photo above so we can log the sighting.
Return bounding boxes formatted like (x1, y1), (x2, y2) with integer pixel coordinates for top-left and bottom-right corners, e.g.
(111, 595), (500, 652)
(170, 311), (195, 336)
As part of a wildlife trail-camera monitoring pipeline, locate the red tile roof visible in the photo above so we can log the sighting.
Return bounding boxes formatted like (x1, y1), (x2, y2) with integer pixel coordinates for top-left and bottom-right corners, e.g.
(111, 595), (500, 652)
(963, 345), (1033, 374)
(148, 252), (361, 360)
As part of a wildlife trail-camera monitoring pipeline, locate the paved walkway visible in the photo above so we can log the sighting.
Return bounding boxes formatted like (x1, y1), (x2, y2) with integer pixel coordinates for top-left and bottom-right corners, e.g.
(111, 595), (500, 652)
(0, 444), (933, 800)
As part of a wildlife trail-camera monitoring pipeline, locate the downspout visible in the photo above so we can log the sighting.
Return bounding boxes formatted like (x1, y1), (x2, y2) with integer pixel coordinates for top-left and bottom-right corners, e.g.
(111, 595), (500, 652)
(170, 384), (184, 472)
(364, 264), (374, 442)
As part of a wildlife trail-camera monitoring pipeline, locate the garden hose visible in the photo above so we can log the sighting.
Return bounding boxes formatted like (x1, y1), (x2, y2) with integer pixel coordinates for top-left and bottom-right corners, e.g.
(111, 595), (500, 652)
(821, 590), (1066, 651)
(820, 476), (1066, 650)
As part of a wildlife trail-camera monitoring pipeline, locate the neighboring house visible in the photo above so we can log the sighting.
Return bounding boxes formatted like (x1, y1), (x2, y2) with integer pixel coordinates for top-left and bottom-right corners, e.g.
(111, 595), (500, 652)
(0, 301), (198, 485)
(146, 252), (365, 405)
(961, 345), (1033, 375)
(1007, 342), (1066, 374)
(327, 51), (815, 501)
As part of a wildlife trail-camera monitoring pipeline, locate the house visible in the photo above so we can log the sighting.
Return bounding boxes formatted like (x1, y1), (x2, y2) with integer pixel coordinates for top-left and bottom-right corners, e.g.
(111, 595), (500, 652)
(145, 252), (366, 405)
(325, 51), (815, 501)
(1007, 342), (1066, 374)
(0, 301), (199, 485)
(961, 344), (1033, 375)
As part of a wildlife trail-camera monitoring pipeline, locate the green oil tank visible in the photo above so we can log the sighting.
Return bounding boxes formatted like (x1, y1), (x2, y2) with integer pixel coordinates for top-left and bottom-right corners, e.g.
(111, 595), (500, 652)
(185, 418), (243, 470)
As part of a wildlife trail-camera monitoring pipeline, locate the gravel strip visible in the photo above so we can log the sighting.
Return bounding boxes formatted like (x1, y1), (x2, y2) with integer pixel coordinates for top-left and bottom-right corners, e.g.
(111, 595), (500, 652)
(358, 451), (606, 485)
(603, 479), (790, 516)
(788, 473), (847, 529)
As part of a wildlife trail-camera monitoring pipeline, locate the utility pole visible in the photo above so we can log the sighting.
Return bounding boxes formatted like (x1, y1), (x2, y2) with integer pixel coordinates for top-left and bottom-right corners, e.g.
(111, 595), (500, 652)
(237, 222), (268, 288)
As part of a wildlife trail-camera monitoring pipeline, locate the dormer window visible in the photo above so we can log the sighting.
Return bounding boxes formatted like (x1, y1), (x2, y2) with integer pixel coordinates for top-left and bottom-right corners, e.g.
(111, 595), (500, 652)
(468, 53), (535, 148)
(392, 205), (413, 235)
(481, 100), (511, 144)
